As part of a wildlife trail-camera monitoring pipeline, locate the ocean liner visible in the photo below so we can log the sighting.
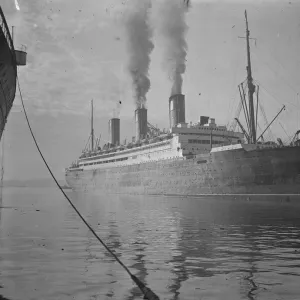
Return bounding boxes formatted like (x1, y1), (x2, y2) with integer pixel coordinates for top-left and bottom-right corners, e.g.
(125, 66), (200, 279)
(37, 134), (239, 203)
(0, 5), (27, 141)
(65, 11), (300, 196)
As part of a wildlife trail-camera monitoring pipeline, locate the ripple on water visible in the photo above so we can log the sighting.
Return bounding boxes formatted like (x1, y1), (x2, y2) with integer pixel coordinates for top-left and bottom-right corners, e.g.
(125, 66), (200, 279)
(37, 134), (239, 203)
(0, 188), (300, 300)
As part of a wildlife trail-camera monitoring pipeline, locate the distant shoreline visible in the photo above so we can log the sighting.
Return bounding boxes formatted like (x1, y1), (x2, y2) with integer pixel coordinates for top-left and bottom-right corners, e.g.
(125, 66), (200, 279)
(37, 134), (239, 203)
(2, 185), (72, 189)
(2, 179), (71, 189)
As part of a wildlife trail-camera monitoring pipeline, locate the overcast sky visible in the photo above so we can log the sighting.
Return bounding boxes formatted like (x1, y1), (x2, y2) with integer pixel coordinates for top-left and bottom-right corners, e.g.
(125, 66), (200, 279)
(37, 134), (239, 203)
(1, 0), (300, 181)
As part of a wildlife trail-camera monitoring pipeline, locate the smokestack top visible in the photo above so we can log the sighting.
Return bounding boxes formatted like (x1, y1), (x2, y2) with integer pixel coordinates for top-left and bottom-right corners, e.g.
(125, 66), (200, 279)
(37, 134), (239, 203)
(108, 118), (120, 146)
(169, 93), (186, 128)
(135, 107), (148, 141)
(169, 93), (185, 100)
(134, 107), (147, 112)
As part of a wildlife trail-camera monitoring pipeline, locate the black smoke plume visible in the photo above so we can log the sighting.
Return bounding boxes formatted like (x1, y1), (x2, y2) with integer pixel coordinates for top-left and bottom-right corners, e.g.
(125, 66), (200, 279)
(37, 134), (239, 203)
(158, 0), (190, 96)
(124, 0), (154, 109)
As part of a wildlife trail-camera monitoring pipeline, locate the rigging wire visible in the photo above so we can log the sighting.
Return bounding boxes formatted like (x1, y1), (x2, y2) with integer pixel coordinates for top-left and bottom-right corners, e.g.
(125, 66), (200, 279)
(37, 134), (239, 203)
(253, 79), (297, 141)
(225, 45), (243, 126)
(252, 41), (300, 96)
(230, 100), (243, 132)
(258, 99), (274, 141)
(254, 79), (300, 110)
(228, 78), (248, 131)
(16, 76), (160, 300)
(278, 121), (293, 144)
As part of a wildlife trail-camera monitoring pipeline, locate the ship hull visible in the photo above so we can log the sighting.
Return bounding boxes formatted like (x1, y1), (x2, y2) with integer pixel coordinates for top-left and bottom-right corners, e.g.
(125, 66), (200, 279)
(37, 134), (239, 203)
(0, 7), (17, 141)
(66, 146), (300, 197)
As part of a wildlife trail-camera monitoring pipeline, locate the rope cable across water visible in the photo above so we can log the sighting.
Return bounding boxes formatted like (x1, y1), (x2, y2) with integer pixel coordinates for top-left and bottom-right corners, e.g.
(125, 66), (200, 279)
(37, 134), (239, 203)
(16, 76), (159, 300)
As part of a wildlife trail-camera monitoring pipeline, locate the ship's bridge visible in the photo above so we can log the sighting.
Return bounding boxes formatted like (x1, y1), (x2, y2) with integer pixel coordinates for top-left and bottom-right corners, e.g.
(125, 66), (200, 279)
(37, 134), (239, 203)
(170, 119), (244, 156)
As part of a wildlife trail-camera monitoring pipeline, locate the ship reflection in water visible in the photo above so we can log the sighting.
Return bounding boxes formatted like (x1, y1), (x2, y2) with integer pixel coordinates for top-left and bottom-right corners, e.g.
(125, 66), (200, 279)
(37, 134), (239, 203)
(0, 188), (300, 300)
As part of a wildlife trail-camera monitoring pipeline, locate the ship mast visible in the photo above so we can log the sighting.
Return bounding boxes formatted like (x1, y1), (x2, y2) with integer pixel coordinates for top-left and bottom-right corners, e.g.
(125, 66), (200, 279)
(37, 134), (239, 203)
(91, 99), (94, 151)
(244, 10), (256, 144)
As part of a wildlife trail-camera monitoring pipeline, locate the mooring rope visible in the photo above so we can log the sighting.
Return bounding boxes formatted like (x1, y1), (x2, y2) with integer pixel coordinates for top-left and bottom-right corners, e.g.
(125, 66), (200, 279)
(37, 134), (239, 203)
(16, 76), (160, 300)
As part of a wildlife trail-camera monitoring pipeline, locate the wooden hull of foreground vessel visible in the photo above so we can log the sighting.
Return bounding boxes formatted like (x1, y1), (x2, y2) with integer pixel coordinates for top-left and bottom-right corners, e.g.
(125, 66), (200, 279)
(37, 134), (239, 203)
(65, 145), (300, 199)
(0, 7), (17, 141)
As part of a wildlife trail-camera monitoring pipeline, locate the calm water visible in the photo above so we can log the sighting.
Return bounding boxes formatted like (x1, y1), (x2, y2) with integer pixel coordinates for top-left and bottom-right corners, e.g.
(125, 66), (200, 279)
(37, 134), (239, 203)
(0, 188), (300, 300)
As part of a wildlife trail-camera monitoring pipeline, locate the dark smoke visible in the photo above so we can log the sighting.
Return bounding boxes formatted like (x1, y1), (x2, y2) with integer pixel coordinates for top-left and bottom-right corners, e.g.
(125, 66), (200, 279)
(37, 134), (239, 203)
(158, 0), (189, 96)
(124, 0), (154, 109)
